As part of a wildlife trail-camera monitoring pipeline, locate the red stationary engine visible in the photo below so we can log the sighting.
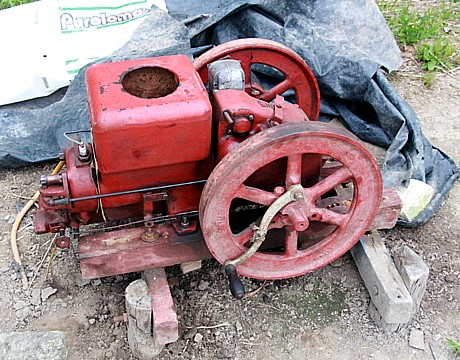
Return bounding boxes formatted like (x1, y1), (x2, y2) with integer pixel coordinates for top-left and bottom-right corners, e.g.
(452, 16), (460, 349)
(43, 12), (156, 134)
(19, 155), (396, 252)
(34, 39), (385, 298)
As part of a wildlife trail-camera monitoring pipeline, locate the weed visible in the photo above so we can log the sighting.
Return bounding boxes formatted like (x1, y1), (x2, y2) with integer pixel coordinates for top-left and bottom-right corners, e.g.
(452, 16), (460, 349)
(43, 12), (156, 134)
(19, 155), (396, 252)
(446, 338), (460, 356)
(378, 0), (460, 84)
(379, 0), (459, 44)
(421, 72), (436, 87)
(0, 0), (35, 10)
(417, 37), (459, 71)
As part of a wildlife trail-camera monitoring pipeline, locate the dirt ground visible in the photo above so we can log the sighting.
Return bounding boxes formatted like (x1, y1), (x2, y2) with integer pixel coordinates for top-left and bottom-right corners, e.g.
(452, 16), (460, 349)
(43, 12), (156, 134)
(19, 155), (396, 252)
(0, 15), (459, 360)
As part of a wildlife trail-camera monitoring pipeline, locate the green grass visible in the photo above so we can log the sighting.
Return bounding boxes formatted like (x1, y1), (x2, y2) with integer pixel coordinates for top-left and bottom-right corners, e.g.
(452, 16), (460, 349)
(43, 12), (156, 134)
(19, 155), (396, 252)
(0, 0), (35, 10)
(378, 0), (460, 86)
(446, 338), (460, 356)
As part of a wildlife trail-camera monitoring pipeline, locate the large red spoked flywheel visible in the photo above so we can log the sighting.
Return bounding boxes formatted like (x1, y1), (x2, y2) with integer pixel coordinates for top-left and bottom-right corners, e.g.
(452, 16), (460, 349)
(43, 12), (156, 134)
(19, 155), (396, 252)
(199, 122), (382, 280)
(193, 38), (321, 121)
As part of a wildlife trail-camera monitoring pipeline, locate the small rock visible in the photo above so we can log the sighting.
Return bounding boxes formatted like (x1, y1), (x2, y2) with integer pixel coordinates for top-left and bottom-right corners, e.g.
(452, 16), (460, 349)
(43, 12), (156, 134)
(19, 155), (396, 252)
(397, 179), (434, 222)
(13, 300), (29, 311)
(16, 307), (30, 319)
(429, 342), (449, 360)
(0, 265), (10, 273)
(74, 274), (91, 287)
(168, 276), (180, 287)
(92, 279), (102, 286)
(216, 348), (230, 359)
(409, 329), (425, 350)
(41, 287), (57, 302)
(198, 280), (209, 291)
(235, 321), (243, 333)
(88, 318), (96, 325)
(330, 257), (343, 267)
(30, 289), (41, 306)
(113, 315), (125, 323)
(0, 331), (67, 359)
(184, 328), (197, 340)
(193, 333), (203, 343)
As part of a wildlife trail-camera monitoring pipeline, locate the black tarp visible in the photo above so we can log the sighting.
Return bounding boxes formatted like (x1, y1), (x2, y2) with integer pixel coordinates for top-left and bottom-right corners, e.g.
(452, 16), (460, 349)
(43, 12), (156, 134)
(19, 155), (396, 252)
(0, 0), (457, 227)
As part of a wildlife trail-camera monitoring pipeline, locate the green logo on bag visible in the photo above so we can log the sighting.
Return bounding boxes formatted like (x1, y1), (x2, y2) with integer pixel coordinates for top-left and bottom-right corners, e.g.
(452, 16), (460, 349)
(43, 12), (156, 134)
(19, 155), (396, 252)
(60, 8), (150, 32)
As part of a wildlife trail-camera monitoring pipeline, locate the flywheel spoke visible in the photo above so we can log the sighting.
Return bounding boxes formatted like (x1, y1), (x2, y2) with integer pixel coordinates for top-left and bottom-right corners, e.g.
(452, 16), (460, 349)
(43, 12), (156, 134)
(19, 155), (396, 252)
(285, 153), (302, 188)
(312, 207), (349, 227)
(308, 166), (352, 201)
(240, 59), (252, 86)
(235, 184), (278, 206)
(233, 227), (254, 246)
(258, 78), (291, 102)
(284, 226), (299, 258)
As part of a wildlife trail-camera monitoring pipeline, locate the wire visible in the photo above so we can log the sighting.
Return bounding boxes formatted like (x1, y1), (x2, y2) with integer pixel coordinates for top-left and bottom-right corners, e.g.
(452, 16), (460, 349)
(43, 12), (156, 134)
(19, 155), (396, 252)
(10, 161), (65, 290)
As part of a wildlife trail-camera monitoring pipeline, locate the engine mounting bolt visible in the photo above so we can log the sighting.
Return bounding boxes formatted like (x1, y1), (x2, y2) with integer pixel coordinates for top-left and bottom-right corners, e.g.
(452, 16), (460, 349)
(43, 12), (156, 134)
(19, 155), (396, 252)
(78, 143), (88, 157)
(294, 191), (304, 202)
(180, 215), (190, 228)
(141, 228), (160, 243)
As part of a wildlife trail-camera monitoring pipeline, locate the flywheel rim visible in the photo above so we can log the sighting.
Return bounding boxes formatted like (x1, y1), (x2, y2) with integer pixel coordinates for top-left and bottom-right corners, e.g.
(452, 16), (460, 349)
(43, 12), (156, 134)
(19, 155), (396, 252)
(200, 122), (382, 280)
(193, 38), (320, 121)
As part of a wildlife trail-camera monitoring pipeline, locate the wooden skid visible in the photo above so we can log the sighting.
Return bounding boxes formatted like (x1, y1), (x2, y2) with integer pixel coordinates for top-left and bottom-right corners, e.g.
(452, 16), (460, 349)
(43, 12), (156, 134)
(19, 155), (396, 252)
(369, 188), (402, 230)
(79, 224), (212, 279)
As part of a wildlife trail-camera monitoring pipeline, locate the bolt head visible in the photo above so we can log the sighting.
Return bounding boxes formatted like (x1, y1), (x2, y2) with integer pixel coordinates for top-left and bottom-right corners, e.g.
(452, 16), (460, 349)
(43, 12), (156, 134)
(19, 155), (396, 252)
(294, 191), (304, 202)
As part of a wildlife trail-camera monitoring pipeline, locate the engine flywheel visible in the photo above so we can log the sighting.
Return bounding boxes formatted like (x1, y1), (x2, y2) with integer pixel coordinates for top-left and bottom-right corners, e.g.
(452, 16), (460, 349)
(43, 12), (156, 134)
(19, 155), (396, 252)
(199, 122), (382, 280)
(194, 38), (321, 121)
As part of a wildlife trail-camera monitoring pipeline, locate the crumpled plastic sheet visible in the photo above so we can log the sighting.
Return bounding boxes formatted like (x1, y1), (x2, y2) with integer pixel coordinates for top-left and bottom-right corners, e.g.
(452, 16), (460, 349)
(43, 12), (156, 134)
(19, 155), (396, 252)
(0, 0), (457, 227)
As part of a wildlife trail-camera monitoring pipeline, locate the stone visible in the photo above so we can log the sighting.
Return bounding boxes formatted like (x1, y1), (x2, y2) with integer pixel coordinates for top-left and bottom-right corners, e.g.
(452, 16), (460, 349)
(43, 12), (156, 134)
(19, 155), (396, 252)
(16, 307), (31, 319)
(74, 273), (91, 287)
(180, 260), (202, 274)
(198, 280), (209, 291)
(393, 246), (429, 317)
(13, 300), (29, 311)
(397, 179), (434, 222)
(350, 232), (413, 324)
(41, 287), (57, 302)
(0, 331), (67, 359)
(409, 329), (425, 350)
(193, 333), (203, 343)
(31, 288), (41, 306)
(216, 348), (230, 359)
(429, 342), (449, 360)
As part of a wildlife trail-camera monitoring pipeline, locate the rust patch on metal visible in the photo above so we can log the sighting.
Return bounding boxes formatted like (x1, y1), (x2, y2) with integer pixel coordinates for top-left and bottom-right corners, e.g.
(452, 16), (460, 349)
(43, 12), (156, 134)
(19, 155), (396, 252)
(122, 67), (179, 99)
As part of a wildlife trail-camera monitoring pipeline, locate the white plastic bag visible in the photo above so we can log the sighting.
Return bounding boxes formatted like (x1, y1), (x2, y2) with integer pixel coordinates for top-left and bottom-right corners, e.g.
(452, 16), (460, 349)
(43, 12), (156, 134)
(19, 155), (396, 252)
(0, 0), (166, 106)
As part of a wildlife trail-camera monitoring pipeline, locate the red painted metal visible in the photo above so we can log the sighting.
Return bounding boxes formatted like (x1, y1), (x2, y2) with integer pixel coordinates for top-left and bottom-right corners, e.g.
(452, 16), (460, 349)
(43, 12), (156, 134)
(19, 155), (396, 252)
(193, 38), (321, 121)
(33, 39), (391, 282)
(199, 121), (383, 280)
(78, 224), (212, 279)
(143, 268), (179, 345)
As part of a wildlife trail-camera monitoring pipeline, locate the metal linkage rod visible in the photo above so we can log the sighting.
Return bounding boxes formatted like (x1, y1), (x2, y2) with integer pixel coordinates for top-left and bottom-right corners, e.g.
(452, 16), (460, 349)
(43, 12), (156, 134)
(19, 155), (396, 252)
(49, 179), (207, 206)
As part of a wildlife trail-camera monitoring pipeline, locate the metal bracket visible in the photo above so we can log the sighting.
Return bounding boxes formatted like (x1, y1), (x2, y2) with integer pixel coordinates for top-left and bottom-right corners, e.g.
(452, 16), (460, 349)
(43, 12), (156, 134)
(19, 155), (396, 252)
(225, 184), (304, 268)
(142, 192), (168, 220)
